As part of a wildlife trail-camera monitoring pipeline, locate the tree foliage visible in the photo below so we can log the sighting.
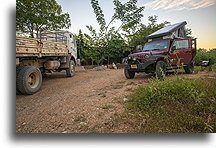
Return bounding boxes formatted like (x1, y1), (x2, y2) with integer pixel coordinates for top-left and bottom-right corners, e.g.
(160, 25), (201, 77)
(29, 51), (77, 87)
(77, 28), (129, 65)
(125, 15), (170, 49)
(16, 0), (71, 38)
(78, 0), (145, 65)
(79, 0), (196, 66)
(91, 0), (106, 33)
(186, 28), (193, 38)
(111, 0), (144, 31)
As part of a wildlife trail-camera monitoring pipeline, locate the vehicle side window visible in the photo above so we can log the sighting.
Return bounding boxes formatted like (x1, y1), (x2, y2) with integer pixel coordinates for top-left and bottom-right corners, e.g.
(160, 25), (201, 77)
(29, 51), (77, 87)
(173, 40), (189, 50)
(191, 40), (196, 49)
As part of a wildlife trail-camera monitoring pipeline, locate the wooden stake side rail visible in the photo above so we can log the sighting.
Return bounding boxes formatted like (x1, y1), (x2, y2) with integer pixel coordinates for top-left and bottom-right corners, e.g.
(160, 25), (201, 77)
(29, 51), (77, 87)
(16, 36), (68, 57)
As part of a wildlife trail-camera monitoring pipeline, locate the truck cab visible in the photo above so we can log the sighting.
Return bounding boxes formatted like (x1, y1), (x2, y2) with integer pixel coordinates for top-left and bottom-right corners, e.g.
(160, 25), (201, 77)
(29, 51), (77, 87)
(40, 30), (78, 63)
(123, 21), (197, 78)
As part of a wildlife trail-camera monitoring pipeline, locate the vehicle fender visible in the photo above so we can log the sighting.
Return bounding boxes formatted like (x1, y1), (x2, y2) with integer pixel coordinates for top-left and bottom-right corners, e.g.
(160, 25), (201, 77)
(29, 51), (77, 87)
(149, 55), (166, 61)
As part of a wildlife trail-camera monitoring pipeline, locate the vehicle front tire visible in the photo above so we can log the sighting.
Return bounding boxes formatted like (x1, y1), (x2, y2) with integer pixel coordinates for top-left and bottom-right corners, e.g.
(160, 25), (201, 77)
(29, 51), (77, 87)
(17, 66), (42, 95)
(184, 62), (194, 74)
(156, 60), (166, 78)
(124, 68), (135, 79)
(66, 60), (75, 77)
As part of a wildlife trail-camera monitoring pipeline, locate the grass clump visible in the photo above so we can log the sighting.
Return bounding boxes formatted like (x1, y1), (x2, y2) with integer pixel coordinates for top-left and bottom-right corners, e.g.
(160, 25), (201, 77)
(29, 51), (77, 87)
(102, 105), (115, 110)
(194, 63), (216, 73)
(126, 77), (215, 133)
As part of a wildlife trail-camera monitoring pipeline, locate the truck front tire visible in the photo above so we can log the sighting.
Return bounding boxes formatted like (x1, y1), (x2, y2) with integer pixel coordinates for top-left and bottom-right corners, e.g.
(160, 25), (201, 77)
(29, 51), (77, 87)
(17, 66), (42, 95)
(156, 61), (166, 78)
(66, 60), (75, 77)
(124, 68), (135, 79)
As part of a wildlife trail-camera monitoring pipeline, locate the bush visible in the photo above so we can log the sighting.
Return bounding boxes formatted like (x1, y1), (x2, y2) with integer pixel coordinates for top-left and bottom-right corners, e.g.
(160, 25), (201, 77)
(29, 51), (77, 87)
(126, 77), (215, 133)
(195, 49), (216, 66)
(214, 63), (216, 72)
(194, 65), (215, 73)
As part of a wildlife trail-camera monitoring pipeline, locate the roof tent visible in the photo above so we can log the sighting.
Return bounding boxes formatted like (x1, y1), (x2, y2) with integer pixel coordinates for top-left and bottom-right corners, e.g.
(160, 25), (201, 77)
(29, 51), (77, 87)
(147, 21), (187, 40)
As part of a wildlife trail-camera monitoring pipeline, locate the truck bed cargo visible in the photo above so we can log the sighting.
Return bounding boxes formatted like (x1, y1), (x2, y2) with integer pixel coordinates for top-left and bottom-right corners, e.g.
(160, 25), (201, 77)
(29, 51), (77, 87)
(16, 36), (68, 57)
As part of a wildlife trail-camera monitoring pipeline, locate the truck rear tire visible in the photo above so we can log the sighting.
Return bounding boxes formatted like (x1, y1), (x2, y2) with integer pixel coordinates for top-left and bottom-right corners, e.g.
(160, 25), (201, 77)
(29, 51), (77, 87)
(156, 61), (166, 78)
(16, 66), (24, 94)
(66, 60), (75, 77)
(17, 66), (42, 95)
(184, 63), (194, 74)
(124, 68), (135, 79)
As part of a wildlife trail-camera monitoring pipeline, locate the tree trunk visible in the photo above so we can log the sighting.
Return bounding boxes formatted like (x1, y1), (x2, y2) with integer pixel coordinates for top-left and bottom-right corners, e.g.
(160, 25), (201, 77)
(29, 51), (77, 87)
(30, 32), (34, 38)
(91, 59), (94, 65)
(36, 30), (39, 39)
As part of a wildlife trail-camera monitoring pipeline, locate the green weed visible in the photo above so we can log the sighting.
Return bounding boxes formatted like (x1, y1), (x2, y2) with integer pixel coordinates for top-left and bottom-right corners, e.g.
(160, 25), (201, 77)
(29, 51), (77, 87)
(102, 105), (115, 110)
(125, 77), (215, 133)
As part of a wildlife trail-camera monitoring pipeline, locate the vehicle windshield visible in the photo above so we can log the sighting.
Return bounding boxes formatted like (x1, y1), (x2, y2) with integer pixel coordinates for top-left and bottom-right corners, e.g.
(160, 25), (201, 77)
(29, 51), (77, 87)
(143, 40), (169, 51)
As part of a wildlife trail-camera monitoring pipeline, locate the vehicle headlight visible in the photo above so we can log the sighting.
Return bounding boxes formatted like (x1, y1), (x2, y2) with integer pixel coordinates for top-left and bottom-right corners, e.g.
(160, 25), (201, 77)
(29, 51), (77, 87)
(132, 57), (137, 61)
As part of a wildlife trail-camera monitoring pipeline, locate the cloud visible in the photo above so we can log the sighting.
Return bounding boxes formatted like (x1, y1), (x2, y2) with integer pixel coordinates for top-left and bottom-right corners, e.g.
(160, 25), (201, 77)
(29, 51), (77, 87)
(143, 0), (215, 10)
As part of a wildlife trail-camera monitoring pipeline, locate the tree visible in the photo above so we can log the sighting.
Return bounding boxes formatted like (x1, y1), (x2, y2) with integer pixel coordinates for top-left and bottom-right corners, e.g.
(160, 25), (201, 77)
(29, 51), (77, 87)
(90, 0), (145, 36)
(16, 0), (71, 38)
(83, 0), (144, 65)
(90, 0), (106, 34)
(108, 0), (144, 32)
(186, 28), (193, 38)
(125, 16), (170, 49)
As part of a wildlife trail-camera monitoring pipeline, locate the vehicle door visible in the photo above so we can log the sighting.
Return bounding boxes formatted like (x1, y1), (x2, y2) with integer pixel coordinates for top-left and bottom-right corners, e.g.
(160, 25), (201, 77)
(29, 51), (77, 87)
(170, 39), (192, 65)
(68, 34), (77, 59)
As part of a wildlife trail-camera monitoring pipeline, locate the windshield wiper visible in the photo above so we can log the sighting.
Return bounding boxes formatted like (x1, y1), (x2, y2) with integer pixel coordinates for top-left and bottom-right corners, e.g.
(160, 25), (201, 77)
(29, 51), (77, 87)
(143, 49), (161, 51)
(151, 49), (160, 51)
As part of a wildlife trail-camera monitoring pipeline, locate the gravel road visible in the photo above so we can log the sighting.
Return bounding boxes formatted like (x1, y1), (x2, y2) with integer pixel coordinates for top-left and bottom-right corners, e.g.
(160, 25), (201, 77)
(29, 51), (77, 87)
(16, 68), (146, 133)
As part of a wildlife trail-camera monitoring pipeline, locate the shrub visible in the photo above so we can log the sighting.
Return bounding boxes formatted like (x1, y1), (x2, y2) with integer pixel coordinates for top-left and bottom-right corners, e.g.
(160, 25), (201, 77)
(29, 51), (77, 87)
(195, 49), (216, 66)
(126, 77), (215, 133)
(212, 63), (216, 72)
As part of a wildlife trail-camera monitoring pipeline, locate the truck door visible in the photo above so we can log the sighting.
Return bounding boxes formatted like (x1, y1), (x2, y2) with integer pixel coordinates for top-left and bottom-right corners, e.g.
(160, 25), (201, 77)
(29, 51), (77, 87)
(170, 39), (192, 65)
(68, 34), (77, 59)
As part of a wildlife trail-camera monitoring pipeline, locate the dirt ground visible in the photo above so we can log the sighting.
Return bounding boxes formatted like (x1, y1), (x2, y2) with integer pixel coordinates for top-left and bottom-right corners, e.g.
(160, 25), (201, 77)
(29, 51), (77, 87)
(16, 68), (215, 133)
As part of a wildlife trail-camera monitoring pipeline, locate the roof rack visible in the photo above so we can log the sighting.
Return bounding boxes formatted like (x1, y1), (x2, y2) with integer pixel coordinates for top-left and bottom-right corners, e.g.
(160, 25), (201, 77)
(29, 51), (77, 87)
(40, 30), (72, 43)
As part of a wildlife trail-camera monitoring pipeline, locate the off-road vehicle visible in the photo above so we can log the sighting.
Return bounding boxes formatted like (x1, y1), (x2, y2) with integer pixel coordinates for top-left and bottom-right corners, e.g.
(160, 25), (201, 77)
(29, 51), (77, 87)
(123, 21), (197, 78)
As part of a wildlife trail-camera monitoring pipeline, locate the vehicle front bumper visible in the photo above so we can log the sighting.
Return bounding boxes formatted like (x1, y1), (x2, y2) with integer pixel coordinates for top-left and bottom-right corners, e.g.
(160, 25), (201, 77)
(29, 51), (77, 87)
(123, 59), (155, 72)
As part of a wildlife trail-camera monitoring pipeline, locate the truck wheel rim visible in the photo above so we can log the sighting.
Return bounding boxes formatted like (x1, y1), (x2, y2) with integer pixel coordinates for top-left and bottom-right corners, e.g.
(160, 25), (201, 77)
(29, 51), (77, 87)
(28, 71), (39, 89)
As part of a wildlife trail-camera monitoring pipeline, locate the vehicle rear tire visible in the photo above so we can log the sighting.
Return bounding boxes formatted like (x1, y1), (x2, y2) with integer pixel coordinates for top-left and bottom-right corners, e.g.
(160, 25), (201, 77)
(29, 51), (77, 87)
(156, 61), (166, 78)
(184, 62), (194, 74)
(66, 60), (75, 77)
(16, 66), (24, 94)
(17, 66), (42, 95)
(124, 68), (135, 79)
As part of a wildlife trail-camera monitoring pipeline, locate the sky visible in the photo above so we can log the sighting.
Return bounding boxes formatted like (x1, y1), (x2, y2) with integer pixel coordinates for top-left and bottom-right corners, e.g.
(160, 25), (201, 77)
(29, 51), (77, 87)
(56, 0), (215, 49)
